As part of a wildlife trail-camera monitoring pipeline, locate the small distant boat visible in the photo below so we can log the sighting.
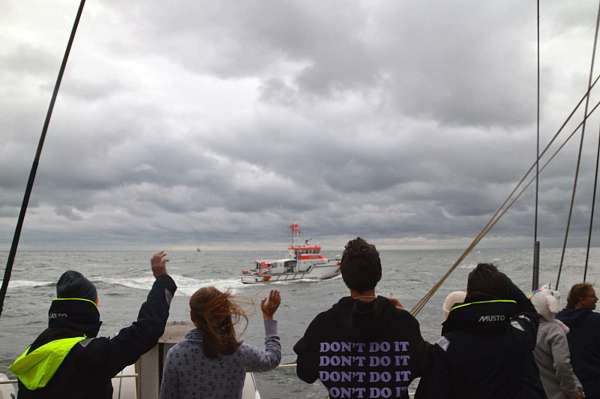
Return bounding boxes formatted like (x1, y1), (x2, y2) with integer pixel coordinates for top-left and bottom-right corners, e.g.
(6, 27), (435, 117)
(196, 248), (201, 253)
(240, 224), (341, 284)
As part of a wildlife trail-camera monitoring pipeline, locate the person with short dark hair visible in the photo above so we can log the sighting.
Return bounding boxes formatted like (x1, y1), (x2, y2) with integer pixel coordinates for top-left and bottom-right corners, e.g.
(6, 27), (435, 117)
(9, 251), (177, 399)
(294, 237), (430, 399)
(415, 263), (547, 399)
(159, 288), (281, 399)
(557, 283), (600, 399)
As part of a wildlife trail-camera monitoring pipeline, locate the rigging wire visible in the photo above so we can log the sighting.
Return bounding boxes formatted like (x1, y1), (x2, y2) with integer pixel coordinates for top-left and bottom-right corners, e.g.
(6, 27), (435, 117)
(532, 0), (541, 292)
(556, 2), (600, 290)
(584, 3), (600, 282)
(586, 133), (600, 282)
(0, 0), (87, 319)
(411, 88), (600, 316)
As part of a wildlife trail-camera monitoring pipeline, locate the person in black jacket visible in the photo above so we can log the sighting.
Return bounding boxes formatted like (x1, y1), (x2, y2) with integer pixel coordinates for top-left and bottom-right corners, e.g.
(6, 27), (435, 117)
(415, 263), (547, 399)
(9, 251), (177, 399)
(294, 237), (431, 399)
(557, 283), (600, 399)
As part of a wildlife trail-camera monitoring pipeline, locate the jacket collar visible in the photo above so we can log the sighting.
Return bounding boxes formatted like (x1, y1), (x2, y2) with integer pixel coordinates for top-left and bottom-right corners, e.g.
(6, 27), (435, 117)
(48, 298), (101, 338)
(442, 299), (517, 335)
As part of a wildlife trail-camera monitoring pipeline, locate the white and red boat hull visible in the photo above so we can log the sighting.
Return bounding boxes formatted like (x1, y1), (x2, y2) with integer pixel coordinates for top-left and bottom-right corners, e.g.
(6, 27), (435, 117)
(240, 261), (340, 284)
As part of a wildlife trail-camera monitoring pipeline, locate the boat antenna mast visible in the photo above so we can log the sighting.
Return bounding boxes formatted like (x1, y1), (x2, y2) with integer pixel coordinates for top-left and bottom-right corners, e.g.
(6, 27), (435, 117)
(290, 223), (301, 247)
(0, 0), (87, 319)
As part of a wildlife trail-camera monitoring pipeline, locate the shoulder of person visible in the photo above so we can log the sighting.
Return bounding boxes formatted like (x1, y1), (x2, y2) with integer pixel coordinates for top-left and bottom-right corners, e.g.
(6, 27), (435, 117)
(378, 298), (418, 321)
(312, 305), (340, 323)
(63, 336), (111, 369)
(76, 336), (109, 351)
(588, 311), (600, 322)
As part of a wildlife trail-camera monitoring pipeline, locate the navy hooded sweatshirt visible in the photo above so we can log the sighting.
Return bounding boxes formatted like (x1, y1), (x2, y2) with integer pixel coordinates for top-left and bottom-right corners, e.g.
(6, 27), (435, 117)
(294, 296), (431, 399)
(557, 308), (600, 399)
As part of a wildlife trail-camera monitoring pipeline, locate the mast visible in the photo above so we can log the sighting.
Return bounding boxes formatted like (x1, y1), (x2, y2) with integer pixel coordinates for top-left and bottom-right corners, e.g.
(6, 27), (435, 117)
(289, 223), (301, 257)
(0, 0), (87, 319)
(532, 0), (541, 292)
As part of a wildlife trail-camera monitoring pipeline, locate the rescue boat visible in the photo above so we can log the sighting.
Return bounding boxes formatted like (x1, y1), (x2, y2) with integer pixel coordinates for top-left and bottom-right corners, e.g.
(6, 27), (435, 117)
(240, 225), (341, 284)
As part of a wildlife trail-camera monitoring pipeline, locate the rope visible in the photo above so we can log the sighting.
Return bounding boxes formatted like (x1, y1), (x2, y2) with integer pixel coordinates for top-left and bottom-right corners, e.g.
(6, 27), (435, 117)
(556, 1), (600, 290)
(0, 1), (86, 319)
(411, 84), (600, 316)
(584, 2), (600, 283)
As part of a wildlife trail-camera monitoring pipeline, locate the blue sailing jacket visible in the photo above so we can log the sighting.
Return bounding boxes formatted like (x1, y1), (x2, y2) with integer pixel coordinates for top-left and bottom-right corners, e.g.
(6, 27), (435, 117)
(416, 288), (547, 399)
(557, 308), (600, 399)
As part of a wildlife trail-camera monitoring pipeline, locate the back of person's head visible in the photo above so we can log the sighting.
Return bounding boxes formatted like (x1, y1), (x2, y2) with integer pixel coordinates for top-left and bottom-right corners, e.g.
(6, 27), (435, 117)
(566, 283), (594, 309)
(189, 286), (247, 358)
(340, 237), (381, 293)
(56, 270), (97, 303)
(466, 263), (511, 301)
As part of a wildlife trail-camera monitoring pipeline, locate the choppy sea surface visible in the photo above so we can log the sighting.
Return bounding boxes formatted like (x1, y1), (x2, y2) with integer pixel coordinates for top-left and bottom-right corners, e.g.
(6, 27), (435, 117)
(1, 247), (599, 398)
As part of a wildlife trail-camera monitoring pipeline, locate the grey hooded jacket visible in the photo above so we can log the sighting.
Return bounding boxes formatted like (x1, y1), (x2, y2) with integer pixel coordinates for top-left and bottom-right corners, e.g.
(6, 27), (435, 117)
(534, 318), (582, 399)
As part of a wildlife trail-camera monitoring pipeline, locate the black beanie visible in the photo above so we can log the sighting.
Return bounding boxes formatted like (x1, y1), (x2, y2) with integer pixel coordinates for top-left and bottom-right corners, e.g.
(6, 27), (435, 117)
(466, 263), (511, 301)
(341, 237), (382, 292)
(56, 270), (97, 302)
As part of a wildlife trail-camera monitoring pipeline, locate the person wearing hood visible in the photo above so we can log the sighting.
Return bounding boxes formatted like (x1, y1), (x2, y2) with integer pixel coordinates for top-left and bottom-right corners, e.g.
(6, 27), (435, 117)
(557, 283), (600, 399)
(415, 263), (547, 399)
(9, 251), (177, 399)
(294, 237), (431, 399)
(531, 286), (584, 399)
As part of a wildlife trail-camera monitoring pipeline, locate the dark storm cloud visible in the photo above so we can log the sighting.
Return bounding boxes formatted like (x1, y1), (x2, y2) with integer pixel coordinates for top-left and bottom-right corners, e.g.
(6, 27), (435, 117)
(2, 0), (600, 248)
(113, 0), (539, 125)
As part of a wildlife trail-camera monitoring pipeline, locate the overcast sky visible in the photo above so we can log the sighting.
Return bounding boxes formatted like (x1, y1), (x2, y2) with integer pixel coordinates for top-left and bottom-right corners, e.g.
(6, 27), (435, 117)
(2, 0), (600, 250)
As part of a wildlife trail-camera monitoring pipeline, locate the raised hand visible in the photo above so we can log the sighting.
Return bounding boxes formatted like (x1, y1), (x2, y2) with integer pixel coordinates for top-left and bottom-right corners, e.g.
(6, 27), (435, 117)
(151, 251), (169, 278)
(261, 290), (281, 320)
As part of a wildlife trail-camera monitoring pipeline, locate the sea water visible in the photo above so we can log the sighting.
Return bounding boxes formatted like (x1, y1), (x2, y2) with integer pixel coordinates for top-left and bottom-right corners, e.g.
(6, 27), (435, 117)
(1, 247), (599, 398)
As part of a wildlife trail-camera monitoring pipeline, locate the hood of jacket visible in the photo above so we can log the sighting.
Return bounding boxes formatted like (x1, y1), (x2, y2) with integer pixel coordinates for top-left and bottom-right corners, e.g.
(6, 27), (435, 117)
(9, 336), (86, 390)
(332, 296), (397, 339)
(442, 299), (518, 335)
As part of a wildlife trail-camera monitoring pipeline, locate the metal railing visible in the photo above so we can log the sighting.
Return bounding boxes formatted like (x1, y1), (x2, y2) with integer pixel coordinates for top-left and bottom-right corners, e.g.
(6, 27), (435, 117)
(0, 374), (137, 385)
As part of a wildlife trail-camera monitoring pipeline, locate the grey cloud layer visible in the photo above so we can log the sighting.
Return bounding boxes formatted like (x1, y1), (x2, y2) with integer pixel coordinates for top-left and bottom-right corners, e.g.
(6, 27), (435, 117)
(2, 0), (600, 248)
